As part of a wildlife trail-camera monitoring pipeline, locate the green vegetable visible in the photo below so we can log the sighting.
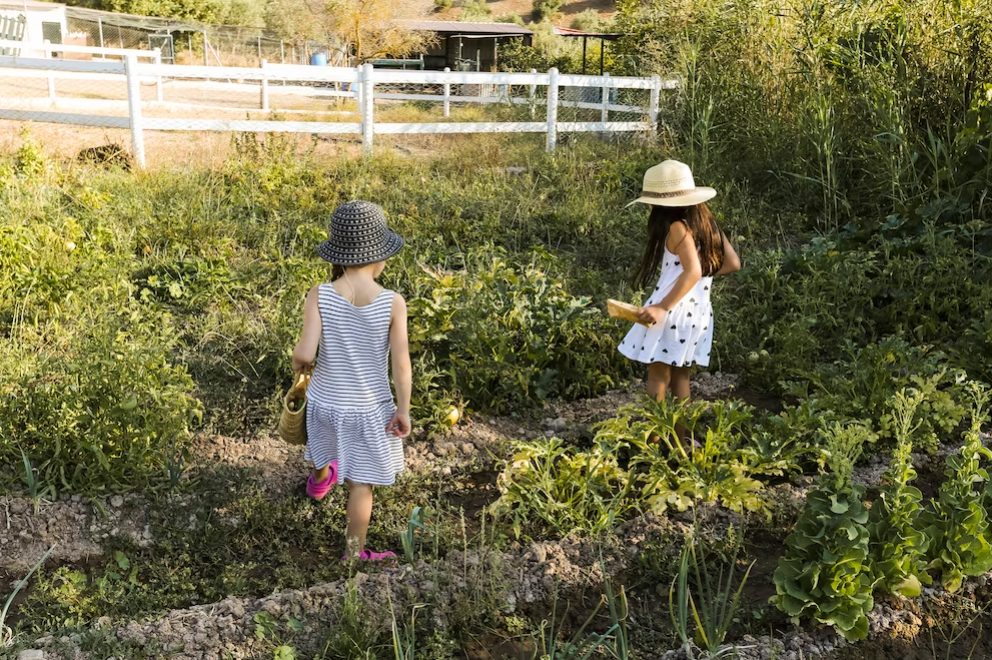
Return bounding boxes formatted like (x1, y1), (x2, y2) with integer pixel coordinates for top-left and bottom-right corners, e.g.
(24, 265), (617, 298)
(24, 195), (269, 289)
(772, 422), (878, 641)
(923, 383), (992, 592)
(868, 388), (931, 597)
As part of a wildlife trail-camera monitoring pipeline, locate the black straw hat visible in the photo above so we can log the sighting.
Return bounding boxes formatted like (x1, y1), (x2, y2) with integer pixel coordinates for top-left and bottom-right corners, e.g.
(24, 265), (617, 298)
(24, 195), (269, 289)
(316, 200), (404, 266)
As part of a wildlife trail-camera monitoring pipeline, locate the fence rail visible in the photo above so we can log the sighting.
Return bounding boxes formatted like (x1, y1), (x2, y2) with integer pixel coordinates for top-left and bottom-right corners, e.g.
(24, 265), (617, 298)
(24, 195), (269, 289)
(0, 51), (673, 167)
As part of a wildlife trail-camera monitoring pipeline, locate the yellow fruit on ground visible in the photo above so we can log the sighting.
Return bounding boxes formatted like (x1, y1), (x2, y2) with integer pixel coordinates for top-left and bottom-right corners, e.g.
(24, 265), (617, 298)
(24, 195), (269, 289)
(445, 406), (461, 426)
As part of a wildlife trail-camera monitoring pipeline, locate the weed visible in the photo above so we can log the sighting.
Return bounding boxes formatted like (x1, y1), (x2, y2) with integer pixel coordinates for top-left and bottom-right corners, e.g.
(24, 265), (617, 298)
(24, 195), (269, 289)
(1, 545), (54, 649)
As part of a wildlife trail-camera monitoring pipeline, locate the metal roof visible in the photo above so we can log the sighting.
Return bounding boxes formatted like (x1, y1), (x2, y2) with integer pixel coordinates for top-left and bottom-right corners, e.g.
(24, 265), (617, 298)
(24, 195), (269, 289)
(400, 20), (532, 37)
(64, 5), (203, 32)
(553, 26), (621, 40)
(0, 1), (65, 10)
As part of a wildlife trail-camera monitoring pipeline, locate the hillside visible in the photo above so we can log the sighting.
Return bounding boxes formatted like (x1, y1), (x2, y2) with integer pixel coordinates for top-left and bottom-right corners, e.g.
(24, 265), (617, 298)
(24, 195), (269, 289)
(396, 0), (616, 24)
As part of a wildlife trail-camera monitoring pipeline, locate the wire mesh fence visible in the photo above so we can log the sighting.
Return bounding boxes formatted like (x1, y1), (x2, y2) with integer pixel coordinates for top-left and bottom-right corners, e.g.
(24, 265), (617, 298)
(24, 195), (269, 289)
(63, 7), (343, 68)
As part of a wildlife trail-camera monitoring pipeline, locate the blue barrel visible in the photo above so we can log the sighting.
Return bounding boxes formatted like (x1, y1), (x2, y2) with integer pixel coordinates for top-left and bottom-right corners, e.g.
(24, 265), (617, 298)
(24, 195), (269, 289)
(310, 52), (328, 66)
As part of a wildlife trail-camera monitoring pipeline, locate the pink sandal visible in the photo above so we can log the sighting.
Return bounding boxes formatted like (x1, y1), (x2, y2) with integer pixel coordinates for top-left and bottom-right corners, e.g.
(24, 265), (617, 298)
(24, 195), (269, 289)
(305, 460), (338, 501)
(341, 549), (398, 562)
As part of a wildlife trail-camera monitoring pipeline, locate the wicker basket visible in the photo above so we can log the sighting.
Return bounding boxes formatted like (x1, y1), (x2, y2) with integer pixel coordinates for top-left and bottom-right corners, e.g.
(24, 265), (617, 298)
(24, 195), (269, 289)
(278, 371), (311, 446)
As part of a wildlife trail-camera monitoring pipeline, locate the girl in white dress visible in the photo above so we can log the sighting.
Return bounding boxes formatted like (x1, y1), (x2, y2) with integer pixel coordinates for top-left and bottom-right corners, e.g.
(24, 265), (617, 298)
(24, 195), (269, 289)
(619, 160), (741, 401)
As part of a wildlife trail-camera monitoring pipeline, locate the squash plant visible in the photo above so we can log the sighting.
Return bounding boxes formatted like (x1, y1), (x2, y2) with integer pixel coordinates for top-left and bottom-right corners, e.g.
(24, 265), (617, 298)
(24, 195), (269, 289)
(923, 383), (992, 592)
(596, 398), (767, 516)
(772, 422), (878, 641)
(868, 388), (931, 597)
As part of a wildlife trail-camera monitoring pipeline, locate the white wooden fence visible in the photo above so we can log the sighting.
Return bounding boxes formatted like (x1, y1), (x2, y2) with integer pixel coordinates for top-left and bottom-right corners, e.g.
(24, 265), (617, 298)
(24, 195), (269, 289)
(0, 50), (672, 167)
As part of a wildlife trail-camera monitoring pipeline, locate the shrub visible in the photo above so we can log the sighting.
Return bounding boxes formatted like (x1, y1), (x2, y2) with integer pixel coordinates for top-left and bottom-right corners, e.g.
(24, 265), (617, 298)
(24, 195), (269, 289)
(532, 0), (561, 21)
(405, 246), (626, 416)
(0, 309), (201, 495)
(460, 0), (491, 20)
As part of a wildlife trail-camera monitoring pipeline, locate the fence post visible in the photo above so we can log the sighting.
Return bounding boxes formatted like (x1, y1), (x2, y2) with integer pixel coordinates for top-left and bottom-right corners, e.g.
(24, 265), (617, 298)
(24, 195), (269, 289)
(154, 47), (163, 102)
(124, 54), (146, 169)
(649, 74), (661, 129)
(529, 68), (537, 118)
(360, 62), (375, 154)
(442, 66), (451, 118)
(260, 59), (269, 111)
(546, 67), (559, 152)
(44, 40), (55, 100)
(601, 72), (611, 123)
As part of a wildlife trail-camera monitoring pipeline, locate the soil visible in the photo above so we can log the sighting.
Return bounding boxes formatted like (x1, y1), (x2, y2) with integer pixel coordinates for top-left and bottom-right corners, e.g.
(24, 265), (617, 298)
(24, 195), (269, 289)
(7, 375), (992, 660)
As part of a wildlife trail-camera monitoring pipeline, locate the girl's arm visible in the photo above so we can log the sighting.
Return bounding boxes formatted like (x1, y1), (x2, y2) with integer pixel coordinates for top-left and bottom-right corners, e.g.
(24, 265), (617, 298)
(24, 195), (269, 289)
(638, 221), (702, 325)
(291, 286), (321, 373)
(715, 232), (741, 276)
(386, 294), (412, 438)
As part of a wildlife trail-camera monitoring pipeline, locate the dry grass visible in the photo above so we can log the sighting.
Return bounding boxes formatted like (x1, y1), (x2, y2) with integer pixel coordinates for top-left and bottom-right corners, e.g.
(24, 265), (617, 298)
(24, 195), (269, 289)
(407, 0), (615, 22)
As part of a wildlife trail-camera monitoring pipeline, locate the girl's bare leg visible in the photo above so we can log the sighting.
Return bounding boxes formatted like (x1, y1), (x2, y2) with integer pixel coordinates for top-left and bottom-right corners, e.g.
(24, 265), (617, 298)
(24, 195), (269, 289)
(345, 480), (373, 557)
(670, 367), (692, 401)
(647, 362), (672, 401)
(670, 367), (697, 449)
(312, 465), (330, 482)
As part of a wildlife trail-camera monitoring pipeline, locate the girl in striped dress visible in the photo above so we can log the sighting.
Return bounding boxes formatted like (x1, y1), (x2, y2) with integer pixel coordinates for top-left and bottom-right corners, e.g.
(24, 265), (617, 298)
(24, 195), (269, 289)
(292, 201), (411, 562)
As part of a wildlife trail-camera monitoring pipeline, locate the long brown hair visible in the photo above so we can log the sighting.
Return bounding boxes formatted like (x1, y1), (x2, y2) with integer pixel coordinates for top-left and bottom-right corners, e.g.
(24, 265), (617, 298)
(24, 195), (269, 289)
(634, 203), (724, 287)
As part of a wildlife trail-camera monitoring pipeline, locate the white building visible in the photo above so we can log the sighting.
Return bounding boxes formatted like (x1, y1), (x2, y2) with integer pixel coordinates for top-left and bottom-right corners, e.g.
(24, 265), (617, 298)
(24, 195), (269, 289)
(0, 1), (68, 57)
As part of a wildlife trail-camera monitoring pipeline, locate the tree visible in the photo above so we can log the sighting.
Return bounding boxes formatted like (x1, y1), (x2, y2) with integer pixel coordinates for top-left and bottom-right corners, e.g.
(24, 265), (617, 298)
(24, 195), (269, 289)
(265, 0), (434, 62)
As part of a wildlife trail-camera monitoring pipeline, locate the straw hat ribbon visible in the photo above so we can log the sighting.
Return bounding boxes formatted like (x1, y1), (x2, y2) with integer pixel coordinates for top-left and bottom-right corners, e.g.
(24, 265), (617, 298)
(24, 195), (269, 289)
(627, 160), (717, 207)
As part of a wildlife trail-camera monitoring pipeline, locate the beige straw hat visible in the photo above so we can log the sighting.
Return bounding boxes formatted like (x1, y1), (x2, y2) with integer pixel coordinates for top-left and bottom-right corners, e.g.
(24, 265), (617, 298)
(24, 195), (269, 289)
(627, 160), (717, 207)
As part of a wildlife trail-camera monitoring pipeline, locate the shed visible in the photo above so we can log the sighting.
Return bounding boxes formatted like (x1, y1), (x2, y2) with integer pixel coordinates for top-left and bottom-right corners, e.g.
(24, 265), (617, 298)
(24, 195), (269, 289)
(400, 20), (532, 72)
(553, 26), (621, 75)
(0, 0), (67, 57)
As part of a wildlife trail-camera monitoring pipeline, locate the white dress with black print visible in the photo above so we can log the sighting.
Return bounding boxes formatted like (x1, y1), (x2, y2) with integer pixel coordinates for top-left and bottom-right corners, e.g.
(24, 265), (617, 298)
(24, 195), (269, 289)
(618, 246), (713, 367)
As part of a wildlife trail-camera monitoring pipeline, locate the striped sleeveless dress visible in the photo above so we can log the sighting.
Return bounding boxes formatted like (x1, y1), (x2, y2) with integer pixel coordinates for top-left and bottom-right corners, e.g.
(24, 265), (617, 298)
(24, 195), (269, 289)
(303, 283), (405, 485)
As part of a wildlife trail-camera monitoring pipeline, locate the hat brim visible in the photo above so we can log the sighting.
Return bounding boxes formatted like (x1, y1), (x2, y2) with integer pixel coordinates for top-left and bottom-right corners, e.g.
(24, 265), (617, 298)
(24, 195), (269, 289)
(316, 229), (405, 266)
(625, 187), (717, 208)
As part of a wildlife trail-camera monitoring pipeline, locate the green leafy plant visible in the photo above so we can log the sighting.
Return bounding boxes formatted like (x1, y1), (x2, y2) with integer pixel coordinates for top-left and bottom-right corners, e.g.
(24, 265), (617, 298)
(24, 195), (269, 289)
(772, 422), (878, 641)
(0, 307), (201, 496)
(407, 247), (625, 418)
(868, 387), (931, 597)
(669, 529), (753, 658)
(924, 383), (992, 592)
(399, 506), (428, 563)
(782, 340), (968, 453)
(490, 438), (633, 538)
(596, 398), (768, 515)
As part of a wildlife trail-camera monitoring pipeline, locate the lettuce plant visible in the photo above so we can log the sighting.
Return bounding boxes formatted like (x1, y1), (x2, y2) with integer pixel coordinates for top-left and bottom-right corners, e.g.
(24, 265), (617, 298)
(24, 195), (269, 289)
(868, 388), (931, 597)
(924, 383), (992, 592)
(772, 422), (878, 641)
